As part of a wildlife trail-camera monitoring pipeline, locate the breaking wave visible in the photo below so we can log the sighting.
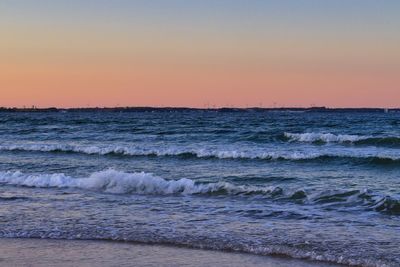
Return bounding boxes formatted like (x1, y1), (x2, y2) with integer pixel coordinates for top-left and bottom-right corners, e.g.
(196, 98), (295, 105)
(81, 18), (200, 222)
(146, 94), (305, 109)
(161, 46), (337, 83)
(0, 169), (399, 214)
(0, 169), (276, 196)
(284, 132), (400, 147)
(284, 132), (367, 143)
(1, 143), (400, 164)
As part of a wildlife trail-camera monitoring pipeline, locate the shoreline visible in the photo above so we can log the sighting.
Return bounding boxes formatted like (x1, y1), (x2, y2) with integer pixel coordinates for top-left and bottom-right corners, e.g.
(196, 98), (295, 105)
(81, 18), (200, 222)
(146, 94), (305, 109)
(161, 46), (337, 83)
(0, 238), (343, 267)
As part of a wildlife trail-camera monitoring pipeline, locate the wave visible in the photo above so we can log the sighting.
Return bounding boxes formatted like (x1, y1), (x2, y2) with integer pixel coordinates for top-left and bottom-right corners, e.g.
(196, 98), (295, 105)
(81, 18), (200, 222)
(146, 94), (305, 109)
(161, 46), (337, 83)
(307, 189), (400, 215)
(356, 137), (400, 147)
(0, 169), (277, 196)
(1, 143), (400, 164)
(286, 188), (400, 215)
(284, 132), (400, 146)
(1, 170), (399, 214)
(284, 132), (367, 143)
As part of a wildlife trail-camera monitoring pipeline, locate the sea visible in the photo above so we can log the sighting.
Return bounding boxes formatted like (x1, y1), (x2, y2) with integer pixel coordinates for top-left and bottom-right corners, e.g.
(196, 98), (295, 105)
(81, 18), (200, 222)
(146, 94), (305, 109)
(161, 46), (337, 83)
(0, 109), (399, 266)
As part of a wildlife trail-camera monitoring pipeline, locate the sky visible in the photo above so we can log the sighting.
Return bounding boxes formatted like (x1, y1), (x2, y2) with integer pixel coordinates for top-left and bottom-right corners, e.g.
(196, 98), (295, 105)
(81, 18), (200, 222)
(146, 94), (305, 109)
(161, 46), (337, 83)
(1, 0), (399, 108)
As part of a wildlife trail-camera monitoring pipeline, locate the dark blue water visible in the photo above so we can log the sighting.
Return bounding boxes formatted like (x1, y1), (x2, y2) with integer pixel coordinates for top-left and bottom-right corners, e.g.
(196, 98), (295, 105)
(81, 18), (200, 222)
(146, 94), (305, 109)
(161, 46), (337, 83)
(0, 110), (399, 266)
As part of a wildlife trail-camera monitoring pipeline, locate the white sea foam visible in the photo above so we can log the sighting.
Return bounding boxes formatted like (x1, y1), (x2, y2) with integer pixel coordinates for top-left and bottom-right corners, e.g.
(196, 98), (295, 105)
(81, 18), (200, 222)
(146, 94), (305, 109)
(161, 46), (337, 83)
(1, 142), (400, 161)
(0, 143), (306, 159)
(284, 132), (368, 143)
(0, 169), (275, 195)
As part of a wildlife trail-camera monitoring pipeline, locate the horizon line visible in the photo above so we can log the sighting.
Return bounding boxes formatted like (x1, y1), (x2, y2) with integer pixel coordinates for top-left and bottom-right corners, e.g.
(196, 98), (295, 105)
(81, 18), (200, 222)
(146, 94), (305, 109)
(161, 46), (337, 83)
(0, 106), (398, 110)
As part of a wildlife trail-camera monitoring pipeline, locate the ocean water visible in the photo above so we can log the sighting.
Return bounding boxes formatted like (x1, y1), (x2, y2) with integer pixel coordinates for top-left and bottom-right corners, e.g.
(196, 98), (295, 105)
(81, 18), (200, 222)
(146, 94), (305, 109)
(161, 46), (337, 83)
(0, 110), (399, 266)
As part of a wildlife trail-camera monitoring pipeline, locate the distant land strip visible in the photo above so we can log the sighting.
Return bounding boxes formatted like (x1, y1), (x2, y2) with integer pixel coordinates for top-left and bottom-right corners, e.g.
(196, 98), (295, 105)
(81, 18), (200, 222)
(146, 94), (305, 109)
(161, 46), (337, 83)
(0, 107), (399, 113)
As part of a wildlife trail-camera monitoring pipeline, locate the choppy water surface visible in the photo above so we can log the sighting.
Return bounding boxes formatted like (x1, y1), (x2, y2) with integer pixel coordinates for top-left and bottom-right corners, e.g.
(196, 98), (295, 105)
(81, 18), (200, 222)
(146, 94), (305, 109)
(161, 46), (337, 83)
(0, 110), (399, 266)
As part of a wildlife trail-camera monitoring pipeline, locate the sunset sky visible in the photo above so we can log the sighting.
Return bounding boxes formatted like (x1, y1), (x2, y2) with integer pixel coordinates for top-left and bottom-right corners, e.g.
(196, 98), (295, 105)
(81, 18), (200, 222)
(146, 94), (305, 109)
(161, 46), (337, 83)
(1, 0), (399, 108)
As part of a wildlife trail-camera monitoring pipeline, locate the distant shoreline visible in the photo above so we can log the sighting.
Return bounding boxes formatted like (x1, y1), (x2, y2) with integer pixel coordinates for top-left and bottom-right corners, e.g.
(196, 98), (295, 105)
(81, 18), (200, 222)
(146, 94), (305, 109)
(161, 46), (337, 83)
(0, 106), (398, 113)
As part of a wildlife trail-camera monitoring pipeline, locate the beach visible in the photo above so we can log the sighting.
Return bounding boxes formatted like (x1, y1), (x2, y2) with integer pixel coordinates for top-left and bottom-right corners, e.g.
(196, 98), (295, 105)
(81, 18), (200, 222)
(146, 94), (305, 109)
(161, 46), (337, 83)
(0, 238), (340, 267)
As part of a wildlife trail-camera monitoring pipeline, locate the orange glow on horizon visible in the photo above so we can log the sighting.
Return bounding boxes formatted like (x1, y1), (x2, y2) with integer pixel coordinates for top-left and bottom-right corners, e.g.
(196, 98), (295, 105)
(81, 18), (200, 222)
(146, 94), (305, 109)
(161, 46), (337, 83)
(1, 61), (399, 108)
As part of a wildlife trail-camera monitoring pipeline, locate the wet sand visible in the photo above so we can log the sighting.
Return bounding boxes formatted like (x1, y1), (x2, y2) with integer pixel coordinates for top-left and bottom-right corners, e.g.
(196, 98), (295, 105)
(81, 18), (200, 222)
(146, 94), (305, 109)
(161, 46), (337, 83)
(0, 238), (342, 267)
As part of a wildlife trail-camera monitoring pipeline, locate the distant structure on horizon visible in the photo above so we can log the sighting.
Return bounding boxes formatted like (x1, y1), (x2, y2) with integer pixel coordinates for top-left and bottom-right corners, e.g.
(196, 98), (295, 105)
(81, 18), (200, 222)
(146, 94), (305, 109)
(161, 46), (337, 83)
(0, 106), (398, 113)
